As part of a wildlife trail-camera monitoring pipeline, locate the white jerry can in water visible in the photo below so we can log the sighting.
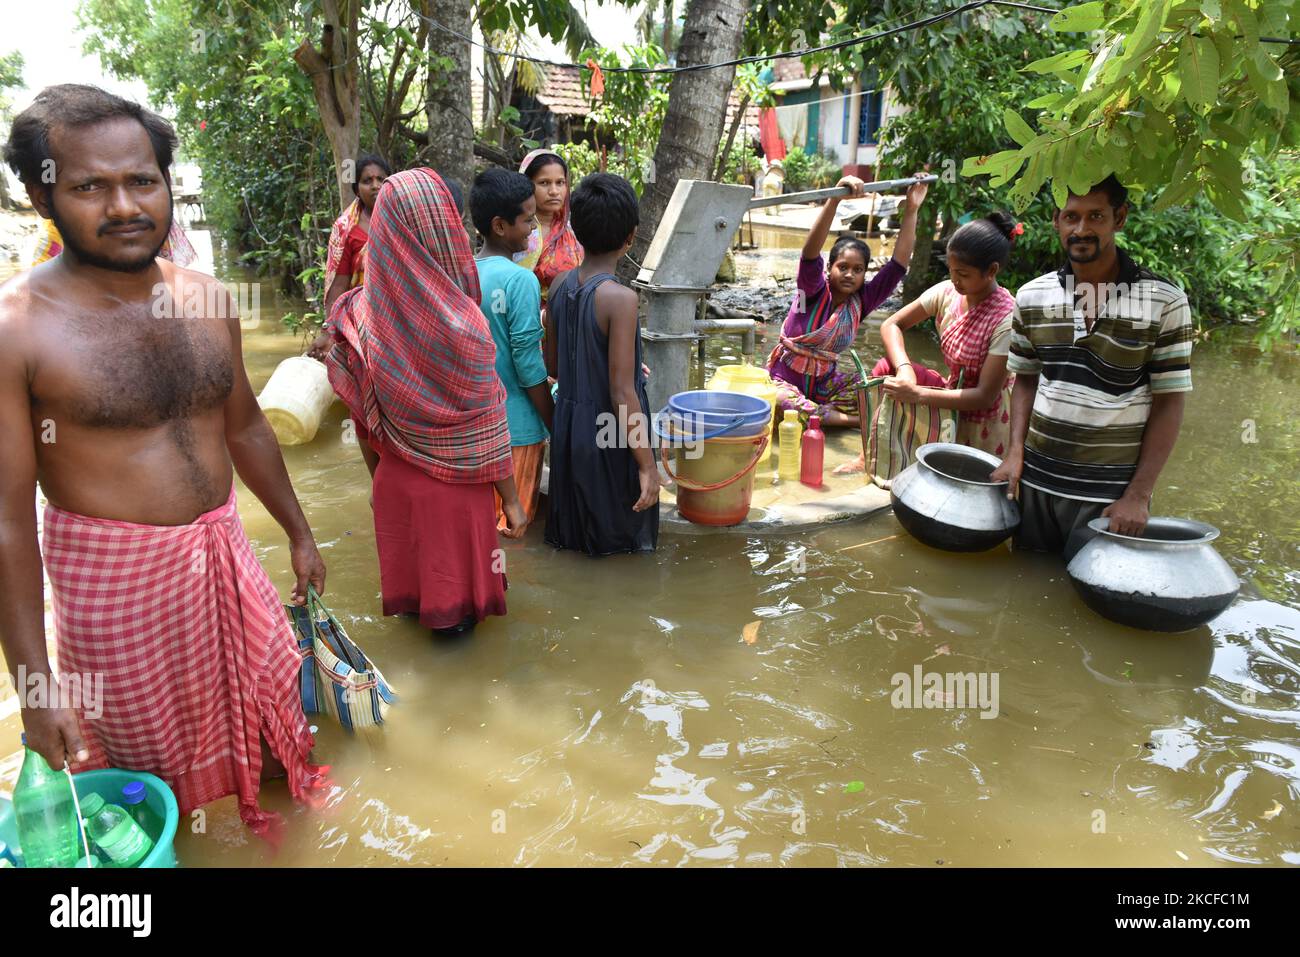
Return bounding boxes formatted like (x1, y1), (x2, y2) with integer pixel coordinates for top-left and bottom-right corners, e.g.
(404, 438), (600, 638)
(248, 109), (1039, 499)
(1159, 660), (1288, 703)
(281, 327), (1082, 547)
(257, 356), (336, 445)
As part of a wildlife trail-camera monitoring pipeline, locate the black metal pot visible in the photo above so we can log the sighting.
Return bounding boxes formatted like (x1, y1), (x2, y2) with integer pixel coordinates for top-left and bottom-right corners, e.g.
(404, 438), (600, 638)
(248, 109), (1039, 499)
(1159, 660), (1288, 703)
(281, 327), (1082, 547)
(1066, 517), (1240, 632)
(889, 443), (1020, 552)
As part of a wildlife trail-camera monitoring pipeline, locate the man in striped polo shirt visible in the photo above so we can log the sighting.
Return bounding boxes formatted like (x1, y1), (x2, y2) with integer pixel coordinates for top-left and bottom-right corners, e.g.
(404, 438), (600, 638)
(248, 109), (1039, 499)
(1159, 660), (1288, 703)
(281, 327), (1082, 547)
(991, 176), (1193, 557)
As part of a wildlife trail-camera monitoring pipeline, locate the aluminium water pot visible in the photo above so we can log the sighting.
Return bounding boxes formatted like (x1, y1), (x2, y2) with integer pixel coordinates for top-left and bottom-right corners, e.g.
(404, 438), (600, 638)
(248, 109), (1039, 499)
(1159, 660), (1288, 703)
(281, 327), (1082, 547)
(1066, 517), (1240, 632)
(889, 443), (1021, 552)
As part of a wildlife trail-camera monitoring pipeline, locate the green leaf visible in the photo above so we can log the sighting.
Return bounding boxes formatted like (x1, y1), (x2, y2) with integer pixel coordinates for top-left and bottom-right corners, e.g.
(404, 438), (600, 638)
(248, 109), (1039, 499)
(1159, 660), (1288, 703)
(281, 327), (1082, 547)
(1065, 144), (1105, 196)
(1228, 0), (1259, 48)
(1178, 36), (1220, 111)
(1170, 139), (1201, 183)
(1081, 37), (1122, 92)
(1199, 0), (1221, 16)
(1153, 170), (1201, 211)
(1208, 28), (1234, 71)
(1023, 48), (1091, 75)
(963, 149), (1023, 177)
(1151, 67), (1182, 111)
(1209, 119), (1251, 148)
(1003, 108), (1037, 147)
(1245, 48), (1289, 116)
(844, 781), (865, 794)
(1207, 180), (1248, 221)
(1122, 0), (1171, 64)
(1026, 91), (1070, 110)
(1145, 109), (1174, 140)
(1051, 176), (1069, 208)
(1049, 1), (1107, 32)
(1204, 147), (1245, 190)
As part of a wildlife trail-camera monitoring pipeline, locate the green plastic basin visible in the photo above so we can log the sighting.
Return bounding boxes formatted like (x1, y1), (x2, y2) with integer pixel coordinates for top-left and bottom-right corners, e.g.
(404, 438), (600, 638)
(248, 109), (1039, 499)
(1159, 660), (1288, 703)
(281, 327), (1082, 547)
(0, 767), (178, 868)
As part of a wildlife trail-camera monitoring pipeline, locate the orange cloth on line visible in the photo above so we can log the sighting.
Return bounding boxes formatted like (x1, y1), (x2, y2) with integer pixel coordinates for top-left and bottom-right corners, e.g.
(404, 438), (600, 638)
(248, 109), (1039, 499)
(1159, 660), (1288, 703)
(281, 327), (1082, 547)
(495, 441), (546, 533)
(760, 107), (787, 162)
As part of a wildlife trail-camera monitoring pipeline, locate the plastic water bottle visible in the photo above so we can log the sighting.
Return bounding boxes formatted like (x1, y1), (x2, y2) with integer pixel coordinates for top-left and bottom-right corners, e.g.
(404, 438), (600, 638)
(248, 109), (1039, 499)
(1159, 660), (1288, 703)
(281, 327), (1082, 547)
(79, 792), (153, 868)
(800, 414), (825, 487)
(12, 733), (82, 868)
(121, 781), (165, 843)
(778, 409), (802, 482)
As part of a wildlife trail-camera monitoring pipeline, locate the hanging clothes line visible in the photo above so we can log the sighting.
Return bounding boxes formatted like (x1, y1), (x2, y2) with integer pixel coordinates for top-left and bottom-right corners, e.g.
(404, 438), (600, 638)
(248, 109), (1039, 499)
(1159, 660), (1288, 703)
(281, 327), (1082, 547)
(771, 88), (883, 113)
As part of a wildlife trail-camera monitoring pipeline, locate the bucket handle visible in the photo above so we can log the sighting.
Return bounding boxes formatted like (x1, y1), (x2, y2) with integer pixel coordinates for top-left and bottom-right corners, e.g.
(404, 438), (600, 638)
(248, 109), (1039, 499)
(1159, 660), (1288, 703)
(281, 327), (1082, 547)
(660, 432), (770, 492)
(653, 406), (750, 443)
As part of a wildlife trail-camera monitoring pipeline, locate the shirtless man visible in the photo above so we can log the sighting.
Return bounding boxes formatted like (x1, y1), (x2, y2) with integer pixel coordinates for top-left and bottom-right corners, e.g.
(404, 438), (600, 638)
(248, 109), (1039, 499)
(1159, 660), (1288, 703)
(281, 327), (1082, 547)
(0, 85), (327, 829)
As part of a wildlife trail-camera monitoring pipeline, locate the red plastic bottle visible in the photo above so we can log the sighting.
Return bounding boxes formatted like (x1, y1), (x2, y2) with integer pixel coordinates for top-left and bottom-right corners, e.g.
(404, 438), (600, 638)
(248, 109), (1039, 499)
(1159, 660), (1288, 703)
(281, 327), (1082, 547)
(800, 414), (825, 487)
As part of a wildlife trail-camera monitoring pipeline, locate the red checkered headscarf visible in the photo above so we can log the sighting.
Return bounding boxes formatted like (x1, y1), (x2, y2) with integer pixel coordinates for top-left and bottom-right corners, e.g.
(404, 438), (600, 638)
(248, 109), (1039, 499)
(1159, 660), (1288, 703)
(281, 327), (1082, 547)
(325, 168), (511, 485)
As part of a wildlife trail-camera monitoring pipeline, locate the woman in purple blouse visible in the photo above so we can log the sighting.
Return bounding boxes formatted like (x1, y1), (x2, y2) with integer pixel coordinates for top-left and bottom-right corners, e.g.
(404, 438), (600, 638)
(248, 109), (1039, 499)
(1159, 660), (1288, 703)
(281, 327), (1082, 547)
(766, 173), (930, 428)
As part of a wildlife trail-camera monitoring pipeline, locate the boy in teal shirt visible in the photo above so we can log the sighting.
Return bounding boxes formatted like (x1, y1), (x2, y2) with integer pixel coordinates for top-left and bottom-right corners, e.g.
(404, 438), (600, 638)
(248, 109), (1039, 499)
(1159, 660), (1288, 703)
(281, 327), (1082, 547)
(471, 168), (555, 533)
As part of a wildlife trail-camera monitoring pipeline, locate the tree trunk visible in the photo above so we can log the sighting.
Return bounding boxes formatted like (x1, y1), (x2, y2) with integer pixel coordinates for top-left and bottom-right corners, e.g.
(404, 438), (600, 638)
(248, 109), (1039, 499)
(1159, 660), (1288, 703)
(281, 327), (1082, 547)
(423, 0), (475, 187)
(292, 0), (361, 211)
(0, 173), (13, 211)
(623, 0), (747, 281)
(662, 0), (673, 56)
(901, 208), (938, 304)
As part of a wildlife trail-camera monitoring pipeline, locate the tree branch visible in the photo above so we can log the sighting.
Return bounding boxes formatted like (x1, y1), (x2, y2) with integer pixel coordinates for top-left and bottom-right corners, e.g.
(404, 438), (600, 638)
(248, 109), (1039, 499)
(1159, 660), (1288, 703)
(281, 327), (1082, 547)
(714, 92), (751, 180)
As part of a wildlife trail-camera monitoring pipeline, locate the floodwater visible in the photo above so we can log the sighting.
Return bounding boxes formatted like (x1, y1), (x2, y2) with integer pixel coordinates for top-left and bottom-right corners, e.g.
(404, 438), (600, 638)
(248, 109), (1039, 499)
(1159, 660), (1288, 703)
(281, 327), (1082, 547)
(2, 230), (1298, 867)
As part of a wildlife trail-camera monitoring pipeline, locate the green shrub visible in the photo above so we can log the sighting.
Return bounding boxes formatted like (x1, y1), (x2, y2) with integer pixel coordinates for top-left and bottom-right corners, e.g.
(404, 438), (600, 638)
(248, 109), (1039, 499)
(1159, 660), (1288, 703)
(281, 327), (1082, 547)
(782, 148), (843, 191)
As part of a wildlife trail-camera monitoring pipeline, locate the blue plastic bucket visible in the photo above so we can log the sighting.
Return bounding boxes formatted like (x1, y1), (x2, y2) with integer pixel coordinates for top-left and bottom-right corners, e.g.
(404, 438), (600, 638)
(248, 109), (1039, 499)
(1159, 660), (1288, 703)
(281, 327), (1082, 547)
(655, 390), (771, 443)
(0, 767), (179, 868)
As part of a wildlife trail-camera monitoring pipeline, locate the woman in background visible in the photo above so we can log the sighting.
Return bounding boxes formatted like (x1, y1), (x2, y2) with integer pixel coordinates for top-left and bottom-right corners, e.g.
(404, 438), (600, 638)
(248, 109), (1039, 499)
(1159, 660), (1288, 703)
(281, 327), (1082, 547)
(517, 149), (582, 306)
(308, 152), (391, 358)
(324, 168), (526, 637)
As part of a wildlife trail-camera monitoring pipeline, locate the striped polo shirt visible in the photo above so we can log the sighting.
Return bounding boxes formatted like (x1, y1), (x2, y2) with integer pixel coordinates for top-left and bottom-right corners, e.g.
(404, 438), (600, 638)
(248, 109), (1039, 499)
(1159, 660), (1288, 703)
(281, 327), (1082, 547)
(1008, 248), (1193, 502)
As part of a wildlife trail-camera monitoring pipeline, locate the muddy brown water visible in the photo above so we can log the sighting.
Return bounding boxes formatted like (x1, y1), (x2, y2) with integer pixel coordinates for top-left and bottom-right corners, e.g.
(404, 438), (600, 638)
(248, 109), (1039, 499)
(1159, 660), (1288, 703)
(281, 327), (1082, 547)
(1, 233), (1297, 867)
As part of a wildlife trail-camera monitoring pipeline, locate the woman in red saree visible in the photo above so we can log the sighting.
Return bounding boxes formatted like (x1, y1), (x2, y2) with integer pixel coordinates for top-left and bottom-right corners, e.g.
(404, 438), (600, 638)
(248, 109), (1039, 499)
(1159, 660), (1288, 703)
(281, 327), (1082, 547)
(839, 213), (1021, 476)
(516, 149), (582, 304)
(324, 168), (526, 636)
(308, 153), (390, 359)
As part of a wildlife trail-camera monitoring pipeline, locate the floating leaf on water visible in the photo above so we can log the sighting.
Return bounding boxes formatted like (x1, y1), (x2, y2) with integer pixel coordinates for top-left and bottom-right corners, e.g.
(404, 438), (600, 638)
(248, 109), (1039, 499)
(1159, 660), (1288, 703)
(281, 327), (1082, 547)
(742, 620), (761, 645)
(1263, 801), (1283, 820)
(1175, 850), (1190, 861)
(844, 781), (865, 794)
(935, 644), (951, 657)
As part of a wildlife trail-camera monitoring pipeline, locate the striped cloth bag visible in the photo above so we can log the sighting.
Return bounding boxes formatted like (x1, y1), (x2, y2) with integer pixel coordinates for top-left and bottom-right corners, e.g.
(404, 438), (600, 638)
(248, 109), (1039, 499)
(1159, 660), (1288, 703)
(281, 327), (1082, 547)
(853, 351), (963, 490)
(287, 587), (396, 731)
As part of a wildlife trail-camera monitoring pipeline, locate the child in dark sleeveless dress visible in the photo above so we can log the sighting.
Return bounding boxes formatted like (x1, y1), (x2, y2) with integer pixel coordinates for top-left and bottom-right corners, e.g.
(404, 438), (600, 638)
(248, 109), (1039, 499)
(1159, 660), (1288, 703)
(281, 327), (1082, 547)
(543, 174), (659, 555)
